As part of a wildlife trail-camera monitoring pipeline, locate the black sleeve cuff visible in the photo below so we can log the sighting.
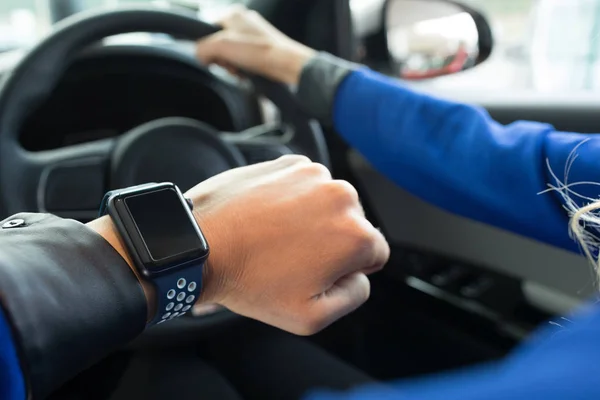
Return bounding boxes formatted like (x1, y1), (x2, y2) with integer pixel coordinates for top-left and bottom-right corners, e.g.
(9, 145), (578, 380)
(295, 52), (362, 125)
(0, 213), (146, 399)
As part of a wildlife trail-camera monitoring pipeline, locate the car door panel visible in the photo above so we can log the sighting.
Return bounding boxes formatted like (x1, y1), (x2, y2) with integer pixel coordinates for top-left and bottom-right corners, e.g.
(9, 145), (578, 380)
(348, 94), (600, 316)
(430, 91), (600, 134)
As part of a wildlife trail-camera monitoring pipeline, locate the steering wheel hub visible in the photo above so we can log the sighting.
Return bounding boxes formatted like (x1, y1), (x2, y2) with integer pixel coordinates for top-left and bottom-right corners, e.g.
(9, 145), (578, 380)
(110, 117), (245, 191)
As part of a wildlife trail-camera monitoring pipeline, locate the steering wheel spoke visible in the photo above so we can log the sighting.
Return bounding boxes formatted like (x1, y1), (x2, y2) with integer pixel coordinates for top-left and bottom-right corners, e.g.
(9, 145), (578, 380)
(235, 140), (295, 165)
(220, 122), (291, 144)
(15, 139), (113, 220)
(221, 123), (310, 164)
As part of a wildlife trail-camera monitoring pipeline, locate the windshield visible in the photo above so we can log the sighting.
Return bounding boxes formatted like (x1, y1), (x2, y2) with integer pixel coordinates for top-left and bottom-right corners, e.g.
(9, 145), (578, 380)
(0, 0), (242, 52)
(536, 0), (600, 61)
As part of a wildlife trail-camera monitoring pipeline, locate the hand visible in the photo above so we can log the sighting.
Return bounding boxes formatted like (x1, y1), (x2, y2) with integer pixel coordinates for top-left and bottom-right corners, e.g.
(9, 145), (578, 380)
(91, 156), (389, 335)
(196, 5), (316, 85)
(188, 156), (389, 335)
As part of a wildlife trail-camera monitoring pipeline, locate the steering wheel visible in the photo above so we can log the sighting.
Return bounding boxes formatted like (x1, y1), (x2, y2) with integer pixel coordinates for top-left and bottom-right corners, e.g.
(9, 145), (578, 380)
(0, 6), (330, 336)
(0, 6), (329, 218)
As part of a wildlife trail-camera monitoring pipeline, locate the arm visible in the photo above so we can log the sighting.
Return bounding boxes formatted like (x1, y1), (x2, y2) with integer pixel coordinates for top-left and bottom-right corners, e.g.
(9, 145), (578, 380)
(297, 54), (597, 252)
(0, 157), (388, 399)
(195, 9), (593, 253)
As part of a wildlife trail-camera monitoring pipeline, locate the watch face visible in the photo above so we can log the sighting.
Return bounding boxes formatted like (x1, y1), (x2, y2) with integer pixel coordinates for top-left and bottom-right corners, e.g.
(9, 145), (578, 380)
(124, 187), (208, 269)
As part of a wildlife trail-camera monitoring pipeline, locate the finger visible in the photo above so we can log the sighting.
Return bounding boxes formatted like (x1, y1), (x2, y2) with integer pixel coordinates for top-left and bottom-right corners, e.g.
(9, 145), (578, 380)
(331, 179), (360, 205)
(243, 155), (310, 175)
(305, 272), (371, 335)
(343, 216), (390, 276)
(196, 31), (266, 71)
(273, 154), (312, 167)
(216, 4), (249, 28)
(210, 59), (245, 78)
(361, 225), (390, 275)
(221, 62), (243, 78)
(196, 30), (232, 65)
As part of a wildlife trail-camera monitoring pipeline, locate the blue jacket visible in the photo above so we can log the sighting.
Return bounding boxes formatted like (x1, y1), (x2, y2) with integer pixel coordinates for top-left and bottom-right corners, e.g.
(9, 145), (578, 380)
(3, 64), (600, 399)
(305, 65), (600, 399)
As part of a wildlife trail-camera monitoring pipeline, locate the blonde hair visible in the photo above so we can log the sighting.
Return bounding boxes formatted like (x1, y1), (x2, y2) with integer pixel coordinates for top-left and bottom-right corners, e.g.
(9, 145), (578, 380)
(543, 139), (600, 281)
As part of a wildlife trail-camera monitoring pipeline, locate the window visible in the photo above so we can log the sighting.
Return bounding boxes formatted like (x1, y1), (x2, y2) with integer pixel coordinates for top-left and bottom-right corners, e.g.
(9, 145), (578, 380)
(421, 0), (600, 92)
(0, 0), (37, 52)
(0, 0), (240, 51)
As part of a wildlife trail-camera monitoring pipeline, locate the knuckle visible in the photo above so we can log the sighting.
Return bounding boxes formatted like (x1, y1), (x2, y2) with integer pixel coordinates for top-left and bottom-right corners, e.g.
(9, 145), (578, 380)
(337, 180), (360, 201)
(303, 162), (331, 179)
(356, 229), (378, 252)
(230, 5), (247, 17)
(276, 154), (311, 166)
(347, 220), (378, 253)
(219, 33), (236, 46)
(247, 9), (262, 19)
(322, 180), (359, 204)
(222, 5), (248, 23)
(351, 226), (389, 271)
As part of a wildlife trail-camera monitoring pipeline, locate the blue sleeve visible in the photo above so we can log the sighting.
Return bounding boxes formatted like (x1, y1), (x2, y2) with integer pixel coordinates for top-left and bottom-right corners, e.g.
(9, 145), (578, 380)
(305, 304), (600, 400)
(0, 307), (25, 400)
(333, 69), (600, 252)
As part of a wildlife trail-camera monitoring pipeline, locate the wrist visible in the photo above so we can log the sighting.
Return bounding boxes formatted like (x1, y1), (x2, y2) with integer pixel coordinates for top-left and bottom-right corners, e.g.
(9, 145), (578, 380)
(88, 199), (229, 315)
(295, 52), (360, 124)
(271, 42), (317, 85)
(191, 209), (229, 306)
(87, 216), (156, 322)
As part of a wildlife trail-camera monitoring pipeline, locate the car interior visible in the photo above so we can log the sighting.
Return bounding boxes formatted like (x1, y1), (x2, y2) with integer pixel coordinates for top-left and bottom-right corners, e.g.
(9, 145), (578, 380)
(0, 0), (595, 398)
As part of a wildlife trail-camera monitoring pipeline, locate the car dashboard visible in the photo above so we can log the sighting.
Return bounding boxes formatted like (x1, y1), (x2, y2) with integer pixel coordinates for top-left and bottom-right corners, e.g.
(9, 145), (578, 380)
(0, 35), (590, 346)
(4, 41), (264, 153)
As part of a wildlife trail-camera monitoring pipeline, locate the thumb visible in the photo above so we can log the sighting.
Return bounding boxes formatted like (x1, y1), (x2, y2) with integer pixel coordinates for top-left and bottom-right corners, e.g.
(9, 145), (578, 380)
(196, 30), (232, 65)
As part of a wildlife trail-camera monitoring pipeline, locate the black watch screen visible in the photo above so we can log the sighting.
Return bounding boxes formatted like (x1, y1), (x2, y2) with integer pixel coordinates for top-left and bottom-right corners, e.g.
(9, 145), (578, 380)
(125, 188), (203, 262)
(108, 184), (209, 276)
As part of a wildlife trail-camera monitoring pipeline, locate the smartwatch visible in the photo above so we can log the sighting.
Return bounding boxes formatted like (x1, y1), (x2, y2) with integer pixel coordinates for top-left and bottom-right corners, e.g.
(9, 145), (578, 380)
(99, 182), (209, 326)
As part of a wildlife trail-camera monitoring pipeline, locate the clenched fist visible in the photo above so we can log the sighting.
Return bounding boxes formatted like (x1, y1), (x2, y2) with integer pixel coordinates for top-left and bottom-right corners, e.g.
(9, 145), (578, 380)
(189, 155), (389, 335)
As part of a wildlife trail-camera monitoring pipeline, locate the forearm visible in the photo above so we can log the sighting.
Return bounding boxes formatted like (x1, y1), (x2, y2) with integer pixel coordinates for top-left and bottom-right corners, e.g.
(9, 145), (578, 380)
(0, 213), (147, 399)
(296, 54), (590, 251)
(87, 216), (156, 320)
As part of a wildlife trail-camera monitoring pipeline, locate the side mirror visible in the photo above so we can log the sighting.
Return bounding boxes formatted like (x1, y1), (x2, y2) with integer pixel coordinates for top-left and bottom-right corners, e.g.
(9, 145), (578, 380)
(354, 0), (493, 80)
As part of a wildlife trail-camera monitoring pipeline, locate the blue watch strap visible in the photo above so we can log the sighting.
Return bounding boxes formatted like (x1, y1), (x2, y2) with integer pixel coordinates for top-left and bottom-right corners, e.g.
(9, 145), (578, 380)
(151, 262), (204, 326)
